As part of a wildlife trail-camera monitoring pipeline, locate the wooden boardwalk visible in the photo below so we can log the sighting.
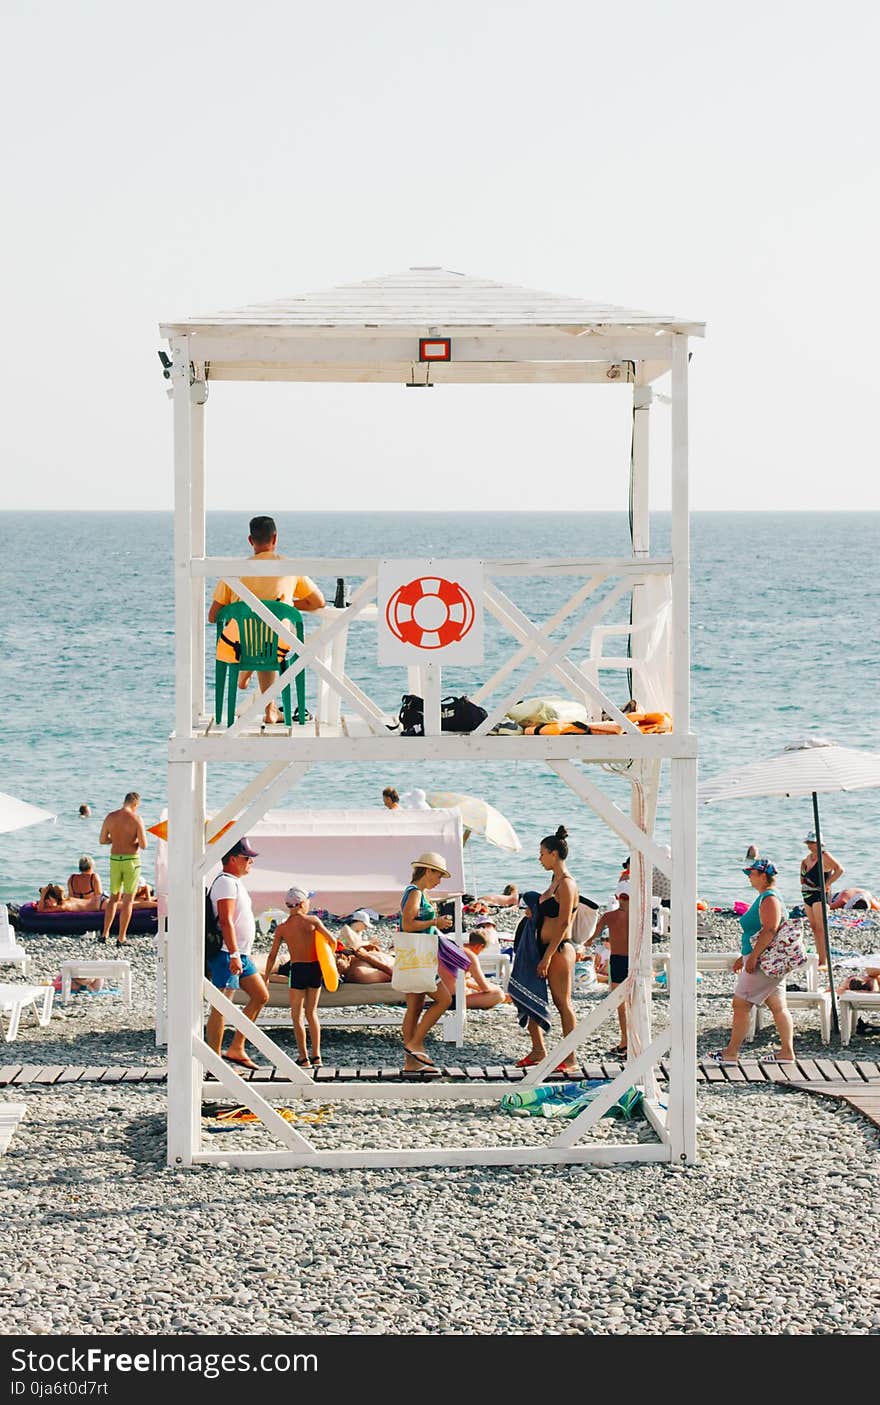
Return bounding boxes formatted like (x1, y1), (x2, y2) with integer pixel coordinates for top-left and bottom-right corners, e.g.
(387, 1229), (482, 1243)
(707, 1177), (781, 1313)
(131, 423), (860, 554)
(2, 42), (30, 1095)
(2, 1057), (879, 1090)
(3, 1057), (878, 1129)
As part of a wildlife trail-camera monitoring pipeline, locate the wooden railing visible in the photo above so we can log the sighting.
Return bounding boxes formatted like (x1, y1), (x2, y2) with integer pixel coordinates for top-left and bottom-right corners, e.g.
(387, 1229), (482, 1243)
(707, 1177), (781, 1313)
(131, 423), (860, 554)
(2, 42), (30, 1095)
(190, 556), (675, 739)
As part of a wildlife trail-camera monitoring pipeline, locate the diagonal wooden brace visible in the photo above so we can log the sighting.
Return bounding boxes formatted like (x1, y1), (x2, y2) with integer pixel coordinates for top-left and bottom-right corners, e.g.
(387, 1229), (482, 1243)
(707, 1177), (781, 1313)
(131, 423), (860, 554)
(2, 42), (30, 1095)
(202, 981), (315, 1086)
(195, 762), (311, 879)
(194, 1036), (315, 1152)
(551, 1031), (672, 1147)
(473, 576), (603, 705)
(484, 588), (638, 732)
(475, 577), (639, 736)
(521, 982), (630, 1086)
(204, 762), (291, 844)
(549, 759), (672, 878)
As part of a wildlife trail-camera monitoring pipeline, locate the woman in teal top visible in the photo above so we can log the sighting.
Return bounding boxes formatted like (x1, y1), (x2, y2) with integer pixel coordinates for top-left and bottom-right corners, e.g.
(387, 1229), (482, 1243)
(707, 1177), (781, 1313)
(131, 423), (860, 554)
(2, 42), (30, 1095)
(398, 851), (454, 1076)
(711, 857), (796, 1066)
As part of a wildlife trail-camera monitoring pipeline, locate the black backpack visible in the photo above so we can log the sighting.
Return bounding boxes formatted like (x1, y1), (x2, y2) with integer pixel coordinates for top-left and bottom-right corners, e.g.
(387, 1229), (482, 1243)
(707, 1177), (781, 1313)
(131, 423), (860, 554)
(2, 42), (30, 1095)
(396, 694), (425, 735)
(204, 876), (225, 972)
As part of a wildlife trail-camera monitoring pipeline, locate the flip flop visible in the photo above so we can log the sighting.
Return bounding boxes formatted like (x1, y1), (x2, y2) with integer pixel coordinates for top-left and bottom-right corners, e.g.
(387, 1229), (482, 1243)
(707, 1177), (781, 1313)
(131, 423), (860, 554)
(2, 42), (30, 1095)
(707, 1051), (739, 1066)
(404, 1047), (438, 1068)
(223, 1053), (258, 1070)
(515, 1055), (542, 1067)
(402, 1065), (442, 1077)
(555, 1064), (580, 1075)
(295, 1057), (312, 1069)
(761, 1055), (797, 1064)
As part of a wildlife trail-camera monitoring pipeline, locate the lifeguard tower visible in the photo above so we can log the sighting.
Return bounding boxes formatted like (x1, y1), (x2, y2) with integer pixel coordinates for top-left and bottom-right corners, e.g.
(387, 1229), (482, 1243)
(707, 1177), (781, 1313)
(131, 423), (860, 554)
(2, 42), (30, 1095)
(159, 268), (703, 1170)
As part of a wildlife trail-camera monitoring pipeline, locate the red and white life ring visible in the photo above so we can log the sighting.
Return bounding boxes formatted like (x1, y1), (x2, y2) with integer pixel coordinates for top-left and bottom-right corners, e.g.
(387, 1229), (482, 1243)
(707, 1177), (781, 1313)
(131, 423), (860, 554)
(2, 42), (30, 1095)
(385, 575), (475, 650)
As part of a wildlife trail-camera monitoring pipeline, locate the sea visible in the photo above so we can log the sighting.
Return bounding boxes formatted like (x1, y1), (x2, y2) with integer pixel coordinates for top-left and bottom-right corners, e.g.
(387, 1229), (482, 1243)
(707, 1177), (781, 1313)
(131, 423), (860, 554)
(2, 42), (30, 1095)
(1, 511), (878, 911)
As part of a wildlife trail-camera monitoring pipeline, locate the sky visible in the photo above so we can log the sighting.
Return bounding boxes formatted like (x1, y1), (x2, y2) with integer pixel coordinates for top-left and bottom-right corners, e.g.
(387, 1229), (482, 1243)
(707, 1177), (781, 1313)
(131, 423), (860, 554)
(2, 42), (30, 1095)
(1, 0), (878, 512)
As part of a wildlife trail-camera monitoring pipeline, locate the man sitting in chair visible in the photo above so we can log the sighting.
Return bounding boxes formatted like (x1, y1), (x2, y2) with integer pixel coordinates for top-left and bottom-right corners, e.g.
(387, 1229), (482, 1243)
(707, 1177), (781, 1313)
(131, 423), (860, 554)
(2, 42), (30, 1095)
(208, 514), (325, 725)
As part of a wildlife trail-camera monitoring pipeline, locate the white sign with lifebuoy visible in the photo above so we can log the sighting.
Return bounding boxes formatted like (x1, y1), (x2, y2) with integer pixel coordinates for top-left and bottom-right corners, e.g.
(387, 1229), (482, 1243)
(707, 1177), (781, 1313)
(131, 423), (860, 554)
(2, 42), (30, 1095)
(378, 559), (484, 666)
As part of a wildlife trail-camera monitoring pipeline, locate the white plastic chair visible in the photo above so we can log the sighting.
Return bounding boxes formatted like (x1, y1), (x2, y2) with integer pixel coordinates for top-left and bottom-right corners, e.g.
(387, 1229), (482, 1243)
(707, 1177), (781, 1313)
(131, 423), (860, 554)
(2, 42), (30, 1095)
(0, 908), (31, 976)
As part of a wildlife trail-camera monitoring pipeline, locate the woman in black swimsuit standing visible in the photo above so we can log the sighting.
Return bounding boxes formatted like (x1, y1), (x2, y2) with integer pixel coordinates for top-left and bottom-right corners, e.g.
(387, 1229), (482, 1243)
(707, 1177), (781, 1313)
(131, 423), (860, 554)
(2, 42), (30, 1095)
(800, 831), (843, 969)
(523, 826), (579, 1074)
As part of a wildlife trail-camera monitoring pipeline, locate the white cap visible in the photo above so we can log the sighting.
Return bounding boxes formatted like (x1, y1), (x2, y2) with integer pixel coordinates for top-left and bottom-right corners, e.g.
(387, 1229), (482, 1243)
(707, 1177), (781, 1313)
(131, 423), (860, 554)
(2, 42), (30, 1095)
(401, 788), (431, 810)
(615, 881), (631, 898)
(347, 908), (373, 927)
(285, 886), (311, 906)
(472, 915), (497, 928)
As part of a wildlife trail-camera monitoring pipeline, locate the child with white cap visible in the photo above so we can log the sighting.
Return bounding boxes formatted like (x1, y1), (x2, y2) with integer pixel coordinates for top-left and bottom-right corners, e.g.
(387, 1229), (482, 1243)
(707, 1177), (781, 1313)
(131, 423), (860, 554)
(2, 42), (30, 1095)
(263, 885), (335, 1068)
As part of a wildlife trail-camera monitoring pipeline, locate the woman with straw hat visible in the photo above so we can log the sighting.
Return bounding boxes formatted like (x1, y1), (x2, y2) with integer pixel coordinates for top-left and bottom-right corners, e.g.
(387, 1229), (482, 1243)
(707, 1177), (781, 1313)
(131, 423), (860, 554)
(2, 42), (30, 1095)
(398, 852), (455, 1075)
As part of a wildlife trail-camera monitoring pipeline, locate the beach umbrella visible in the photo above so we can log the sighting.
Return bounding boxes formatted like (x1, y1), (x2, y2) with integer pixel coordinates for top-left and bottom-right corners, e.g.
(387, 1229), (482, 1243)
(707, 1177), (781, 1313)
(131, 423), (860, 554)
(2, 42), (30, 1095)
(426, 792), (522, 853)
(699, 737), (880, 1039)
(0, 791), (56, 834)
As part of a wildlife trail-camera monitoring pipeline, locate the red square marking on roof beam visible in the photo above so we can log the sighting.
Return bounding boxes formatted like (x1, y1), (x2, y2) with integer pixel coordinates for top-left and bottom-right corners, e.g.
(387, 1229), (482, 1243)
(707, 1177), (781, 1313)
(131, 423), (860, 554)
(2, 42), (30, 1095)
(419, 338), (451, 362)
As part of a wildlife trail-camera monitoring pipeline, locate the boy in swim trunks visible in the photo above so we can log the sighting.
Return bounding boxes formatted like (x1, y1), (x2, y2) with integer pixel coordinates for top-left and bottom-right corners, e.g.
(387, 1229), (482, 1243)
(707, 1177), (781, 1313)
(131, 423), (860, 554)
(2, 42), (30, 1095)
(587, 883), (631, 1056)
(99, 792), (148, 947)
(263, 886), (335, 1068)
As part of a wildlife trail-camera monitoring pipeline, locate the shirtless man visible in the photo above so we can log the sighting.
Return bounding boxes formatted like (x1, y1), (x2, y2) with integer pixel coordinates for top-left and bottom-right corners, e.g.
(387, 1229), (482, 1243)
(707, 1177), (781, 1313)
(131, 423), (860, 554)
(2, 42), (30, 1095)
(588, 883), (631, 1056)
(208, 515), (325, 725)
(99, 792), (148, 946)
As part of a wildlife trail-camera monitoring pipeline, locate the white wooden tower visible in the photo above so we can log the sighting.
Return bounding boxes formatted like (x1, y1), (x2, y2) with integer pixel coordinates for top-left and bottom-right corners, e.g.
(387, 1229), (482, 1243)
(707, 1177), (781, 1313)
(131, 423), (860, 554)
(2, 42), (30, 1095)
(159, 268), (703, 1170)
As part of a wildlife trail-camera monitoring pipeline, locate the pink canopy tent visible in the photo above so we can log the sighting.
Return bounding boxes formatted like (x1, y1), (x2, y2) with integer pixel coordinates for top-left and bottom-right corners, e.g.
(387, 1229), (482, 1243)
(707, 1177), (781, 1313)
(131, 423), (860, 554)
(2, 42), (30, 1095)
(156, 808), (466, 918)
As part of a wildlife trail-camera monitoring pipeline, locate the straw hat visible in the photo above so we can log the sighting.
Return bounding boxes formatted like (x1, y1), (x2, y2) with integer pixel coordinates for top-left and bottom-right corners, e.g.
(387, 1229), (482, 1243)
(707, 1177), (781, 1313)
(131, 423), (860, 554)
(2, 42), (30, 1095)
(410, 851), (451, 879)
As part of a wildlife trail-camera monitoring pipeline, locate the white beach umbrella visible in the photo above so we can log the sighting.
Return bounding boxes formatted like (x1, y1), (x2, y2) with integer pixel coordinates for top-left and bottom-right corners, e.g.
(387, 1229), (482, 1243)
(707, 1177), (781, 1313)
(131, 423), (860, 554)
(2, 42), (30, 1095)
(700, 737), (880, 1038)
(426, 792), (522, 853)
(0, 791), (56, 835)
(699, 738), (880, 805)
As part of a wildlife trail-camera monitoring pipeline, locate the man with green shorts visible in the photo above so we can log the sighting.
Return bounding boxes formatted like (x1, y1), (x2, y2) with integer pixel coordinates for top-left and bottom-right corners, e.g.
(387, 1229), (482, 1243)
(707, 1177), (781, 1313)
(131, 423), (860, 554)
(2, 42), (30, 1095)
(99, 792), (148, 947)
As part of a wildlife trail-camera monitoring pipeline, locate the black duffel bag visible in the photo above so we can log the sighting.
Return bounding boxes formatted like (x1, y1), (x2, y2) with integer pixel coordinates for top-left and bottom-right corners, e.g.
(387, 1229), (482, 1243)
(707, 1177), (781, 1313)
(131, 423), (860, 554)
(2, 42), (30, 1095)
(440, 695), (488, 732)
(393, 693), (488, 736)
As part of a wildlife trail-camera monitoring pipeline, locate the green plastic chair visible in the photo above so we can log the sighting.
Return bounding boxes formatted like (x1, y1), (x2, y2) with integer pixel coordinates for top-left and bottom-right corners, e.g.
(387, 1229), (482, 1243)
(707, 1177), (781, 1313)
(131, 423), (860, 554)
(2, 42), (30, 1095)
(215, 601), (306, 727)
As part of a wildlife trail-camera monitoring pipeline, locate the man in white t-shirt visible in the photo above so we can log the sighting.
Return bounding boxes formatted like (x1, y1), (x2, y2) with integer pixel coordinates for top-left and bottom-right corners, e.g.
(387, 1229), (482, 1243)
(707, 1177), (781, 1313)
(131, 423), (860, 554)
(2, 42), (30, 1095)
(206, 837), (268, 1070)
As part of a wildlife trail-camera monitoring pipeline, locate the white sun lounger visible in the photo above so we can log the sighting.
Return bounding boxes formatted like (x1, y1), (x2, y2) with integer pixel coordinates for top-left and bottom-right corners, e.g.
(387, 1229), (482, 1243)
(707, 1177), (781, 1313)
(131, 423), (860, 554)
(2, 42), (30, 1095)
(0, 1104), (26, 1156)
(839, 990), (880, 1046)
(0, 983), (54, 1042)
(0, 908), (31, 976)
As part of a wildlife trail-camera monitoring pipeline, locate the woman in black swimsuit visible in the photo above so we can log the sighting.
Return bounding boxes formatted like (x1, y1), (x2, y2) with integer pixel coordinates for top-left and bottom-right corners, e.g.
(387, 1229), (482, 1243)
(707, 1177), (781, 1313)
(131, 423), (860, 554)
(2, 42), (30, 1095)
(67, 855), (103, 905)
(800, 831), (843, 969)
(521, 825), (579, 1074)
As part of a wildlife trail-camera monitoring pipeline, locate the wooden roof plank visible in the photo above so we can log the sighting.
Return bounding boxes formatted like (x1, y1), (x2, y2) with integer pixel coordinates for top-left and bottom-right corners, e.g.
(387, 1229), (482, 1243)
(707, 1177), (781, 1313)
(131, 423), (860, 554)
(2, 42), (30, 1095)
(161, 267), (703, 339)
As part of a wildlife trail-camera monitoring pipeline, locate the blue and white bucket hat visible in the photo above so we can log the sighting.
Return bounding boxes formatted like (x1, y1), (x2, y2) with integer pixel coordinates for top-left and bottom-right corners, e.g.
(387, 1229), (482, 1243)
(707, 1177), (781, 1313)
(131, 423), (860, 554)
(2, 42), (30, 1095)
(742, 857), (777, 877)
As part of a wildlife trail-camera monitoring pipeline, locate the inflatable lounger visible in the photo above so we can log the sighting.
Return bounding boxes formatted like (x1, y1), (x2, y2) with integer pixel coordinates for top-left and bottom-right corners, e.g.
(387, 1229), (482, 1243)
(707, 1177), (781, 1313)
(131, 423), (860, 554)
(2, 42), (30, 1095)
(9, 902), (159, 938)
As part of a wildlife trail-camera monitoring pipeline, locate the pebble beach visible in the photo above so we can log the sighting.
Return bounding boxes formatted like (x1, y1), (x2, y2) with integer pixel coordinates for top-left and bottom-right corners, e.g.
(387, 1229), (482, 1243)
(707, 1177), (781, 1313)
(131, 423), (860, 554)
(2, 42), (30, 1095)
(2, 911), (879, 1336)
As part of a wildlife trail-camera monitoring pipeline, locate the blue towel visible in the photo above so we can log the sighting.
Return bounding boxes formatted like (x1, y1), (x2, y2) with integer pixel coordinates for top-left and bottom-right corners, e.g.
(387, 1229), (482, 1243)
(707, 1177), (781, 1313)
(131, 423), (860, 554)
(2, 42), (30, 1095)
(508, 891), (550, 1032)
